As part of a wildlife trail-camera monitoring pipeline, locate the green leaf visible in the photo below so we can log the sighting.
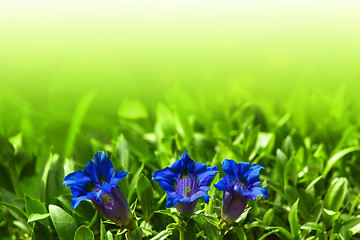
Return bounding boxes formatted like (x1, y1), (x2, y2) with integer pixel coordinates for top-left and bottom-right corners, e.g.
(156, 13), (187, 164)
(74, 225), (95, 240)
(282, 135), (295, 157)
(49, 204), (77, 240)
(236, 207), (252, 224)
(107, 230), (114, 240)
(288, 198), (300, 239)
(27, 213), (50, 223)
(300, 222), (325, 232)
(136, 174), (154, 220)
(202, 214), (220, 239)
(263, 209), (274, 226)
(150, 230), (172, 240)
(125, 227), (143, 240)
(32, 221), (53, 240)
(339, 226), (350, 240)
(100, 219), (106, 240)
(64, 91), (96, 158)
(343, 217), (360, 235)
(232, 226), (247, 240)
(305, 176), (323, 194)
(324, 177), (347, 212)
(0, 136), (14, 167)
(284, 156), (297, 187)
(0, 201), (27, 222)
(116, 134), (130, 171)
(184, 218), (197, 239)
(265, 226), (293, 239)
(258, 229), (279, 240)
(25, 194), (48, 227)
(323, 146), (360, 178)
(276, 149), (288, 186)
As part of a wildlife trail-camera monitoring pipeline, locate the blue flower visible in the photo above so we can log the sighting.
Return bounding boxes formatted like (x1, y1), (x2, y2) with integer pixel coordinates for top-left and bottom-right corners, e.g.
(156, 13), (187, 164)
(214, 159), (268, 224)
(63, 151), (132, 226)
(152, 150), (219, 215)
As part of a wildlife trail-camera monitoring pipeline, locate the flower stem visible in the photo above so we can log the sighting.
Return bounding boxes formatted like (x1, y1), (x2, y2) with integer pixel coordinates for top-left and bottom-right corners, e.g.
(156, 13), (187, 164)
(9, 166), (22, 197)
(179, 227), (185, 240)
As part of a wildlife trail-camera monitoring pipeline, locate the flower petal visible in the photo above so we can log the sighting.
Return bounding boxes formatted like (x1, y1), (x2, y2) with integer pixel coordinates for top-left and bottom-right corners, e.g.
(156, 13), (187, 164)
(213, 175), (231, 191)
(152, 167), (178, 184)
(63, 170), (92, 187)
(166, 192), (181, 208)
(243, 187), (268, 200)
(244, 164), (264, 185)
(159, 180), (175, 192)
(197, 166), (219, 187)
(222, 159), (237, 180)
(84, 160), (99, 183)
(236, 162), (250, 180)
(180, 150), (195, 173)
(94, 151), (114, 182)
(193, 162), (207, 175)
(68, 185), (88, 198)
(189, 191), (210, 203)
(71, 195), (89, 209)
(109, 171), (128, 188)
(198, 186), (210, 192)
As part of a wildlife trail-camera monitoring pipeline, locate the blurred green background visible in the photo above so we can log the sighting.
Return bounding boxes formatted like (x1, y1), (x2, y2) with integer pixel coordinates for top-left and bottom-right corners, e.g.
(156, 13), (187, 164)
(1, 0), (360, 158)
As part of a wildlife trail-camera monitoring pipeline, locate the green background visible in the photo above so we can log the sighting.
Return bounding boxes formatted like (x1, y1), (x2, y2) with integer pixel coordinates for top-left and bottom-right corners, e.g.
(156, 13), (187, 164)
(1, 0), (360, 114)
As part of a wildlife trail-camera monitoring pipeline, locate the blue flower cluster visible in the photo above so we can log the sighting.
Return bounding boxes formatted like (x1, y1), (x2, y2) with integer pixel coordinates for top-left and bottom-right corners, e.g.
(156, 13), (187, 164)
(63, 150), (268, 227)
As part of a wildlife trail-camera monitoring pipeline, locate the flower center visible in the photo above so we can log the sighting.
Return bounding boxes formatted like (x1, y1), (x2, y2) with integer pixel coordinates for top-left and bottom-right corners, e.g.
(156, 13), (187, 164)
(234, 179), (248, 192)
(186, 187), (191, 197)
(175, 176), (197, 198)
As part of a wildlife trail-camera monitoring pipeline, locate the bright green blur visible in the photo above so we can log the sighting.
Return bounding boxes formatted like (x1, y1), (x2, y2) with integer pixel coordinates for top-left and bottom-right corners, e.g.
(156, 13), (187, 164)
(1, 0), (360, 139)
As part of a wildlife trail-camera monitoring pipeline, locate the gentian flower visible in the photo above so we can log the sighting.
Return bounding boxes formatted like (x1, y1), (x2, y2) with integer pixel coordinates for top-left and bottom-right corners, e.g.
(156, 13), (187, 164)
(214, 159), (268, 224)
(63, 151), (132, 226)
(152, 150), (219, 215)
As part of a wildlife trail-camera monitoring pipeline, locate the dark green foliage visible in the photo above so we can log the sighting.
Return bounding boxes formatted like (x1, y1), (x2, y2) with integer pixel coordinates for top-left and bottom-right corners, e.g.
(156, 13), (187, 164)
(1, 97), (360, 240)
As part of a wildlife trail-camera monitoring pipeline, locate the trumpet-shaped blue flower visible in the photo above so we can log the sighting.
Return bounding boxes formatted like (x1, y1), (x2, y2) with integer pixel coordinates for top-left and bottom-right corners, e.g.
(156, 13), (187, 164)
(214, 159), (268, 224)
(63, 151), (132, 226)
(152, 150), (219, 215)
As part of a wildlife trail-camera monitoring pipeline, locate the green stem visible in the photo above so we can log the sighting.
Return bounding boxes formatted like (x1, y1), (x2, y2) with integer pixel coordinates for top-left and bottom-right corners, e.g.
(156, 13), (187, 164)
(179, 226), (185, 240)
(9, 166), (22, 197)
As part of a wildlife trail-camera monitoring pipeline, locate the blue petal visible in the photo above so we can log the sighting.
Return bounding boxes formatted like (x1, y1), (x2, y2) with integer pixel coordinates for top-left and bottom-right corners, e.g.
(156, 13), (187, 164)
(109, 171), (128, 187)
(94, 151), (114, 182)
(213, 178), (227, 191)
(71, 195), (88, 209)
(197, 166), (219, 187)
(179, 197), (191, 203)
(63, 170), (93, 187)
(236, 162), (250, 180)
(159, 180), (175, 192)
(198, 186), (210, 192)
(244, 164), (264, 185)
(180, 150), (195, 173)
(213, 175), (231, 191)
(243, 187), (268, 200)
(152, 167), (178, 184)
(68, 185), (88, 198)
(101, 182), (114, 194)
(193, 162), (207, 175)
(222, 159), (237, 180)
(189, 191), (210, 203)
(84, 160), (99, 183)
(248, 180), (261, 188)
(170, 159), (182, 174)
(166, 192), (181, 208)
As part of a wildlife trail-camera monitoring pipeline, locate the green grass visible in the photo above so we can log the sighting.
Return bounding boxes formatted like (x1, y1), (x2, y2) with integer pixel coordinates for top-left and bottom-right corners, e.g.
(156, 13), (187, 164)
(1, 87), (360, 239)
